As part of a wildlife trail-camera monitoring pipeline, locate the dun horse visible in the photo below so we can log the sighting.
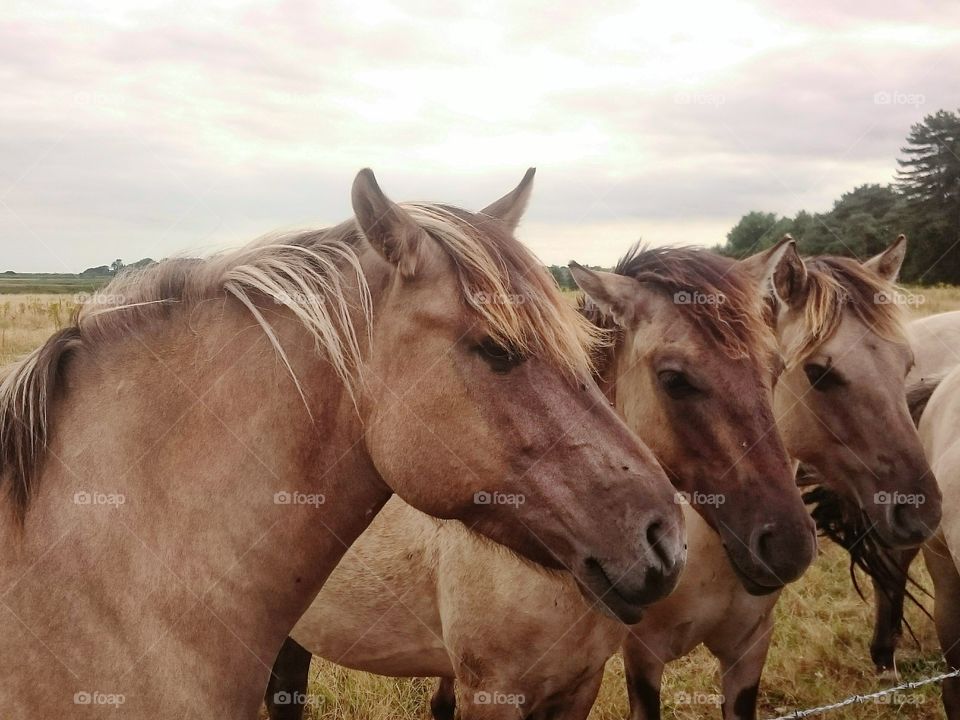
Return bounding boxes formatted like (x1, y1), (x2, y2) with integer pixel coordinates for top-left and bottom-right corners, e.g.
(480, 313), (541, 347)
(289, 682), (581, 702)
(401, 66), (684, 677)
(264, 242), (817, 720)
(809, 308), (960, 677)
(918, 362), (960, 719)
(0, 170), (687, 718)
(621, 235), (942, 720)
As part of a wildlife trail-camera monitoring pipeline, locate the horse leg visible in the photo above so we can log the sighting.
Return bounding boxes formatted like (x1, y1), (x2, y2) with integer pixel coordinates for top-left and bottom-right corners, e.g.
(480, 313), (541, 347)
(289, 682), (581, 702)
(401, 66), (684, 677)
(542, 668), (604, 720)
(265, 637), (312, 720)
(623, 633), (665, 720)
(430, 677), (457, 720)
(454, 689), (526, 720)
(869, 546), (920, 676)
(712, 614), (773, 720)
(925, 543), (960, 720)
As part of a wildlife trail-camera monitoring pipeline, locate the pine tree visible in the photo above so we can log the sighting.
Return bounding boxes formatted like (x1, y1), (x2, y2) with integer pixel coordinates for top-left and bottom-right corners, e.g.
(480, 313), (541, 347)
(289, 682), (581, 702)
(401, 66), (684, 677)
(896, 110), (960, 282)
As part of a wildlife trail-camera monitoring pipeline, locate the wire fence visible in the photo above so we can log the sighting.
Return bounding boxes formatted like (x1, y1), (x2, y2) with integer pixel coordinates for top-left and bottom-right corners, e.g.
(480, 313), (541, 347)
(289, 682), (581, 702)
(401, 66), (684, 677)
(766, 668), (960, 719)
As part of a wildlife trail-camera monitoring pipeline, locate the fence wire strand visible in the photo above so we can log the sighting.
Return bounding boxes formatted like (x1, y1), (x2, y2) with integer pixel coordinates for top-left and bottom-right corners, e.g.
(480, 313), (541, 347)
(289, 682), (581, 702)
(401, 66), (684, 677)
(765, 668), (960, 719)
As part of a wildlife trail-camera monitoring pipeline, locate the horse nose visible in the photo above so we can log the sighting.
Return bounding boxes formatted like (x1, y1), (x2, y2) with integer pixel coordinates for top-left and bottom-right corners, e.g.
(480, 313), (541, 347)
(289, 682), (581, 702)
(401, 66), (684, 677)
(646, 517), (685, 578)
(615, 513), (686, 604)
(886, 499), (937, 546)
(748, 520), (814, 585)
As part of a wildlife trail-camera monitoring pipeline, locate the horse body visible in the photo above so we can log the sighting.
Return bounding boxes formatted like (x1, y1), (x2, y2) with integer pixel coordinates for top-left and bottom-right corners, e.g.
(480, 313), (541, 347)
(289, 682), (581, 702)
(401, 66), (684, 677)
(624, 505), (778, 720)
(1, 300), (386, 718)
(857, 309), (960, 674)
(908, 309), (960, 381)
(1, 171), (688, 718)
(919, 362), (960, 718)
(285, 495), (624, 716)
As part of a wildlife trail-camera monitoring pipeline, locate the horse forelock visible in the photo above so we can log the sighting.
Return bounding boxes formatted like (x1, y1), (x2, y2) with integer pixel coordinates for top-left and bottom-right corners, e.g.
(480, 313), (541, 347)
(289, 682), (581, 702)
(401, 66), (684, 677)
(403, 202), (603, 379)
(785, 256), (907, 366)
(610, 244), (777, 367)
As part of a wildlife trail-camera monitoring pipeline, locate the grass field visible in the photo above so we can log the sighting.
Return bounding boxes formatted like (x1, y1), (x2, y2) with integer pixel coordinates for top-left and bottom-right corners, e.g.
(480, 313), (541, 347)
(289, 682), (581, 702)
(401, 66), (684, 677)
(3, 286), (960, 720)
(0, 273), (109, 295)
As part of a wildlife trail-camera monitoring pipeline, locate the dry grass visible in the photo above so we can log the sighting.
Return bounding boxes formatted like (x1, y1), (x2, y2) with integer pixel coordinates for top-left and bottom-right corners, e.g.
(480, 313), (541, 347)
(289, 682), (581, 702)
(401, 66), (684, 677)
(4, 288), (960, 720)
(0, 294), (82, 366)
(287, 548), (944, 720)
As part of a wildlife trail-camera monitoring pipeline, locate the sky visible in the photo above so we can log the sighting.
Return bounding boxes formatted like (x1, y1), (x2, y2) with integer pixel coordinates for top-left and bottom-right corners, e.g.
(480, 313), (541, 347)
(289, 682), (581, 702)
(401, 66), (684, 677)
(2, 0), (959, 272)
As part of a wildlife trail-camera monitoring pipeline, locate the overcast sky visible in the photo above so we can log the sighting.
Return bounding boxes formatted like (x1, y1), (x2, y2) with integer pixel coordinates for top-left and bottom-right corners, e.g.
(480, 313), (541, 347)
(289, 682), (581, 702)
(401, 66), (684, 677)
(2, 0), (959, 272)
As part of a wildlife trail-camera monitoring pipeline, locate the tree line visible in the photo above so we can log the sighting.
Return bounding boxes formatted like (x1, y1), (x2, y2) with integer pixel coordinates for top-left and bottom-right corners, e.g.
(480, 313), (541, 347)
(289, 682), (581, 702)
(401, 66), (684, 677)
(718, 109), (960, 284)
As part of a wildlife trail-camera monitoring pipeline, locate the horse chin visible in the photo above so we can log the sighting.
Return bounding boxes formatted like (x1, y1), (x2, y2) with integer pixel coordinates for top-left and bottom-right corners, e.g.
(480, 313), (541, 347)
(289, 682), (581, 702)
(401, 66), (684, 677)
(727, 555), (785, 597)
(574, 571), (646, 625)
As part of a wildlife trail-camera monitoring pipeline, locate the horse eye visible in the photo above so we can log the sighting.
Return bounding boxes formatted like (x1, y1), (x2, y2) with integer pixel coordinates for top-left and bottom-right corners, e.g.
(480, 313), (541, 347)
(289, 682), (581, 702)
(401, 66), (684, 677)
(804, 363), (845, 392)
(658, 370), (699, 399)
(475, 339), (523, 373)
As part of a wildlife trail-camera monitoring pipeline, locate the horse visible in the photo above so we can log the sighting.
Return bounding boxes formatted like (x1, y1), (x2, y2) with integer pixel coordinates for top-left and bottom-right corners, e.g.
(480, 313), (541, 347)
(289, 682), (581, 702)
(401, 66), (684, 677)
(915, 359), (960, 717)
(263, 241), (818, 720)
(0, 169), (688, 718)
(621, 234), (942, 720)
(808, 308), (960, 677)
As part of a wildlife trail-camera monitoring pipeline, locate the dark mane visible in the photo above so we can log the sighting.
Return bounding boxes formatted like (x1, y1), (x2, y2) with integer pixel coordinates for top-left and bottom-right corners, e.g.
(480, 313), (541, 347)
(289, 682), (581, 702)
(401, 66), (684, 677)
(581, 244), (775, 375)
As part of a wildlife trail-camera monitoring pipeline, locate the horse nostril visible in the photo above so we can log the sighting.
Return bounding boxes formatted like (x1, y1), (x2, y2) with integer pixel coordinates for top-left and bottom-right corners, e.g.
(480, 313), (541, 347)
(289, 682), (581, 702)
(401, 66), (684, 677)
(749, 523), (778, 567)
(646, 519), (663, 547)
(890, 501), (930, 541)
(645, 518), (677, 571)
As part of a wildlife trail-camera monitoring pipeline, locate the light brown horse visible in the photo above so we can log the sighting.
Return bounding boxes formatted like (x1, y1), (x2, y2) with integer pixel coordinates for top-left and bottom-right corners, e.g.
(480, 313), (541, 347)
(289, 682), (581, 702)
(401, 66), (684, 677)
(919, 361), (960, 718)
(809, 309), (960, 677)
(264, 242), (817, 720)
(0, 170), (687, 719)
(622, 235), (942, 720)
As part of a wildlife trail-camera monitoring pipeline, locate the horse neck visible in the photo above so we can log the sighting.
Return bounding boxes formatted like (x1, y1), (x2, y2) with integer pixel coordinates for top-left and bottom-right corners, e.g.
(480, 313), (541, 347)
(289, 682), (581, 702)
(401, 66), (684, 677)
(0, 296), (391, 713)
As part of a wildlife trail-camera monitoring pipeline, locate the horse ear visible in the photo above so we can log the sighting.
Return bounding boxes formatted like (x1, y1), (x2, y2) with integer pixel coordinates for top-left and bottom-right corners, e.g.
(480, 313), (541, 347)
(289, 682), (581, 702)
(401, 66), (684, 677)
(351, 168), (424, 279)
(569, 262), (641, 328)
(480, 168), (536, 232)
(863, 234), (907, 282)
(739, 235), (808, 308)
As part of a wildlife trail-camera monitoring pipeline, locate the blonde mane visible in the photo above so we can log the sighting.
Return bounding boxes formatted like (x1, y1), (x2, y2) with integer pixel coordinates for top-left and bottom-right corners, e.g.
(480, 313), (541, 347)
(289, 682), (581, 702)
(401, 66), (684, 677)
(782, 255), (907, 366)
(0, 202), (598, 521)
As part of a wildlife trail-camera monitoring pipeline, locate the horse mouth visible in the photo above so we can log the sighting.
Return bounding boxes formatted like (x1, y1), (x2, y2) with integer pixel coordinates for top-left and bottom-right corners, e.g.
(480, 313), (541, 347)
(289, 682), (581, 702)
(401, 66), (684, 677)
(577, 561), (647, 624)
(726, 553), (785, 597)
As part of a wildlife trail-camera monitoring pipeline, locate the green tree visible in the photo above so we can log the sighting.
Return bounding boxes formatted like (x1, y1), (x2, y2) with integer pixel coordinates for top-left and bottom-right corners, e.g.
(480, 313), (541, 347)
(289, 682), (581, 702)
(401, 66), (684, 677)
(724, 212), (785, 257)
(896, 109), (960, 282)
